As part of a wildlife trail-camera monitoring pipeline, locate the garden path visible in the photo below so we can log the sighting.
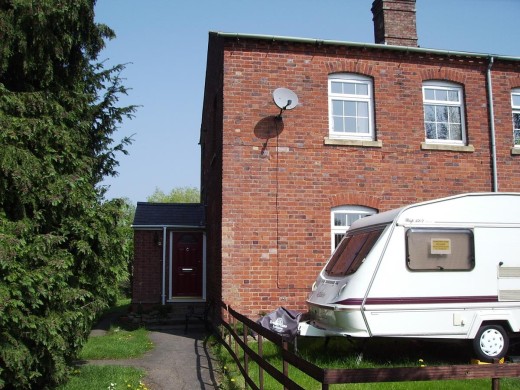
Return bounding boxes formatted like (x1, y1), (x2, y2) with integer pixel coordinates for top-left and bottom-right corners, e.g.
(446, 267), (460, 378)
(86, 314), (221, 389)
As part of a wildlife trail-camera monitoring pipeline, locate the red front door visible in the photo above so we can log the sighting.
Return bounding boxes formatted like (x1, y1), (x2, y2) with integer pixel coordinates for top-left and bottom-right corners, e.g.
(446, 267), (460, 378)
(171, 232), (203, 298)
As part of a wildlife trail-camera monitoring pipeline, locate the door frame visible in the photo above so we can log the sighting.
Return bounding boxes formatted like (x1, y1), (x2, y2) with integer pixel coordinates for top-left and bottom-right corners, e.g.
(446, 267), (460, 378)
(168, 230), (206, 302)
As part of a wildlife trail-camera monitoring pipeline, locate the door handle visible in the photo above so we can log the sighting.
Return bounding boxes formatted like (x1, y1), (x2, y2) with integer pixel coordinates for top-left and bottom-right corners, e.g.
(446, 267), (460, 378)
(181, 268), (193, 272)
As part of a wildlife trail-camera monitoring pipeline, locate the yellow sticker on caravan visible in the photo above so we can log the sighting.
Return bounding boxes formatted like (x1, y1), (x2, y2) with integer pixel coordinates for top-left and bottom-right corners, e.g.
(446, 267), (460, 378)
(431, 238), (451, 255)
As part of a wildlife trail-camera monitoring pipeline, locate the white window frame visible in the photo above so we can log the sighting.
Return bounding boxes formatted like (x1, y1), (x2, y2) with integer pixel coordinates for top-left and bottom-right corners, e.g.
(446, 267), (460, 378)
(422, 81), (466, 145)
(331, 205), (376, 252)
(328, 74), (375, 140)
(512, 89), (520, 147)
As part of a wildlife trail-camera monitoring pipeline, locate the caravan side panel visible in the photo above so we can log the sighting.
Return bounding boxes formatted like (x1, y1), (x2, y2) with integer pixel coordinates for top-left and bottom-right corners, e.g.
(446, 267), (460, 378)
(364, 224), (520, 338)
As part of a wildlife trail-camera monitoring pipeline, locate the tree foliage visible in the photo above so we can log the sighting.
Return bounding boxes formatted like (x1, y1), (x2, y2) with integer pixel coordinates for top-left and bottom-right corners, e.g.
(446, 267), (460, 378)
(147, 186), (200, 203)
(0, 1), (135, 388)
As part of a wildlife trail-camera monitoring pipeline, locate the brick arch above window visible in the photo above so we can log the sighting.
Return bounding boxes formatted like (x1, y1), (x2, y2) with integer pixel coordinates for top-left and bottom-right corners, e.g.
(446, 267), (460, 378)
(326, 61), (374, 77)
(330, 193), (380, 210)
(507, 75), (520, 90)
(420, 68), (467, 85)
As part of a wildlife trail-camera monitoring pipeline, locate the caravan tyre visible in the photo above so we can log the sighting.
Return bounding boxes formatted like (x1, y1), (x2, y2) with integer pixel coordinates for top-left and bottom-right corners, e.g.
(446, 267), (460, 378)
(473, 325), (509, 362)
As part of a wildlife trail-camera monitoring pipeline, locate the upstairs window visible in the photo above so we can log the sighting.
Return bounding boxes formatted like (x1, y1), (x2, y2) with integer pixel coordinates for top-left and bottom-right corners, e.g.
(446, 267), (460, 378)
(512, 89), (520, 147)
(331, 205), (376, 252)
(329, 74), (374, 140)
(423, 81), (466, 145)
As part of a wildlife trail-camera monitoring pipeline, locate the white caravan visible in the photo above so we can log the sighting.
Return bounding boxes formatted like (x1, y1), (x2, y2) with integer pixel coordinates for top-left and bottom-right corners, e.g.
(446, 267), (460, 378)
(302, 193), (520, 361)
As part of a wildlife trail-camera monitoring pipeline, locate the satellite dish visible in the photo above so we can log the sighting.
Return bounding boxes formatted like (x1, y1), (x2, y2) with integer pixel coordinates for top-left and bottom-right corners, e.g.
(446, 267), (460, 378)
(273, 88), (299, 111)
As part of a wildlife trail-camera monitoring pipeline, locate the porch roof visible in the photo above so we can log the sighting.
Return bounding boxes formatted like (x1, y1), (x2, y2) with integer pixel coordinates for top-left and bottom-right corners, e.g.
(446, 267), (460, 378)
(132, 202), (205, 228)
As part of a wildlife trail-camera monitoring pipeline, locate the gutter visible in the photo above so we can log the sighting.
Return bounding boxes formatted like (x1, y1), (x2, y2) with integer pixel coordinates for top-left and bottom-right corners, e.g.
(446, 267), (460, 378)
(213, 32), (520, 62)
(486, 56), (498, 192)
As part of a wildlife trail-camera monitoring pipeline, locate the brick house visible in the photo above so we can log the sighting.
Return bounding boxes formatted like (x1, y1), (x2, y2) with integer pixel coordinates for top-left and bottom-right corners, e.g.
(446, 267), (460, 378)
(132, 203), (205, 310)
(199, 0), (520, 318)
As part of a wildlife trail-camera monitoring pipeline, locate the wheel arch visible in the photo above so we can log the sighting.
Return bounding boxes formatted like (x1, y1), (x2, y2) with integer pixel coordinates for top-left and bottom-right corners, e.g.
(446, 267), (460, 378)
(470, 319), (514, 339)
(468, 315), (518, 339)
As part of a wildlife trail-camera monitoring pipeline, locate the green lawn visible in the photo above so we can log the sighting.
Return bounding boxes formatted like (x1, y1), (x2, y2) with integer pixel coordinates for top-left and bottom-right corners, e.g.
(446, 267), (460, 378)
(79, 326), (153, 360)
(60, 300), (154, 390)
(58, 365), (147, 390)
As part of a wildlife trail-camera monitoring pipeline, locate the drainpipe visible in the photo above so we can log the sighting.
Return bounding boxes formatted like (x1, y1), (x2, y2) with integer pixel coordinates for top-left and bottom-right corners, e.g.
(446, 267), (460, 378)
(486, 56), (498, 192)
(161, 227), (167, 305)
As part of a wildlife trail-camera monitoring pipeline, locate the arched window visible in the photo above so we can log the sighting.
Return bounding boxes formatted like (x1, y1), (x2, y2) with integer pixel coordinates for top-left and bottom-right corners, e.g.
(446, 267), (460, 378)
(328, 74), (375, 140)
(422, 81), (466, 144)
(331, 205), (376, 252)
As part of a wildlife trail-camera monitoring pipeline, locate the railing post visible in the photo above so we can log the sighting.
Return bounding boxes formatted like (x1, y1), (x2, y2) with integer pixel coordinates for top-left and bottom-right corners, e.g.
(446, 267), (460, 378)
(233, 314), (238, 356)
(243, 324), (249, 390)
(491, 358), (500, 390)
(227, 305), (232, 349)
(282, 339), (289, 390)
(258, 335), (264, 390)
(221, 304), (225, 341)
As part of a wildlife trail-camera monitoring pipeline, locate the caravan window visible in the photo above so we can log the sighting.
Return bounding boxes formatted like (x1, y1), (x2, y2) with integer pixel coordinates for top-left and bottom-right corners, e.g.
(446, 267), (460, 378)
(406, 228), (474, 271)
(325, 226), (386, 277)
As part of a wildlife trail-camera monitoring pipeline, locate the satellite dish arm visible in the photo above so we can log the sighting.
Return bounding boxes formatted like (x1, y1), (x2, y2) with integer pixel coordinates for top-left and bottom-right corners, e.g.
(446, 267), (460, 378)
(276, 99), (292, 119)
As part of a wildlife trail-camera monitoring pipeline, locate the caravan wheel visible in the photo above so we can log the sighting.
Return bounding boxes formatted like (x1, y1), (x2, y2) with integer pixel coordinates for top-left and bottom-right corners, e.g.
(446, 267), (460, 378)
(472, 325), (509, 362)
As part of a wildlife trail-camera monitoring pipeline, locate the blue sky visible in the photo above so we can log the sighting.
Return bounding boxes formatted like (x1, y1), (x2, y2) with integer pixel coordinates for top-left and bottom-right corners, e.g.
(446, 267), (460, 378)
(94, 0), (520, 204)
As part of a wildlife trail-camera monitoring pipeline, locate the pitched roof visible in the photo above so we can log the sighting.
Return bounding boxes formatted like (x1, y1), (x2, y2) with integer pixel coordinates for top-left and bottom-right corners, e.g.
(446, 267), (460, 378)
(132, 202), (205, 228)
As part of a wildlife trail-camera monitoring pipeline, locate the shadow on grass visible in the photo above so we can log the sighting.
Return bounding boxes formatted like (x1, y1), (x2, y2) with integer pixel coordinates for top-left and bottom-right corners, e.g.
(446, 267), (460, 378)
(295, 336), (474, 368)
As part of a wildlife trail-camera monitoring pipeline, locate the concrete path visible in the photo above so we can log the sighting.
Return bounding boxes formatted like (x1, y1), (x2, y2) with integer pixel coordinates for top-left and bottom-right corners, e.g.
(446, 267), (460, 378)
(86, 320), (222, 389)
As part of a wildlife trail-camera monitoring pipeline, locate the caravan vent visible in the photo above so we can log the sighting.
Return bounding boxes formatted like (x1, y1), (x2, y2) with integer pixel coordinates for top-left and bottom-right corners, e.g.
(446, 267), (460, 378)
(499, 290), (520, 301)
(498, 267), (520, 278)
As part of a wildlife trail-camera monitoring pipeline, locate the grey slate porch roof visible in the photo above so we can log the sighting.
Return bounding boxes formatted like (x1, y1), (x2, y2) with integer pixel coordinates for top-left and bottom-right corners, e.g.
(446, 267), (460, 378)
(132, 203), (205, 228)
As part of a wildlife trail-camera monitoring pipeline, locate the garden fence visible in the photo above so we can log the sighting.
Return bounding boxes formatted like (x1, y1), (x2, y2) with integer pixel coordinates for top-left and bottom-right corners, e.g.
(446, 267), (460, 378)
(214, 301), (520, 390)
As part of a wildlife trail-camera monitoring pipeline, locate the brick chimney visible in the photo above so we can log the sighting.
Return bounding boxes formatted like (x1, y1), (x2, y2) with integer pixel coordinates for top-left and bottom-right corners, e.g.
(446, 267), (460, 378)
(371, 0), (418, 47)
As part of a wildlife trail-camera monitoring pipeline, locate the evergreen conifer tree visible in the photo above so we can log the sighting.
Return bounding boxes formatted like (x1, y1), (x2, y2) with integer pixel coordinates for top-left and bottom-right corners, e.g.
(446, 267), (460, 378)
(0, 1), (135, 387)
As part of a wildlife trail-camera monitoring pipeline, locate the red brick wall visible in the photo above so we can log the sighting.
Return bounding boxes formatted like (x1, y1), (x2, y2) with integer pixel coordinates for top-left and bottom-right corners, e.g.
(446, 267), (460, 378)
(201, 35), (224, 307)
(201, 35), (520, 318)
(489, 63), (520, 190)
(132, 230), (163, 307)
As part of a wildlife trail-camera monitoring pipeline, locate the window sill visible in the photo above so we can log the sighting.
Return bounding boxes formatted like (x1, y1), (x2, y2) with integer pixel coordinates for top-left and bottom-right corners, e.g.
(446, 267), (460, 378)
(421, 142), (475, 153)
(511, 147), (520, 155)
(324, 137), (383, 148)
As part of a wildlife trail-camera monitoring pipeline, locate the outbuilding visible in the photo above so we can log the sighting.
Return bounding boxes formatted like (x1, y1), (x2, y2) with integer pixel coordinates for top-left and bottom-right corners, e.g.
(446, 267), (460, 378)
(131, 202), (206, 311)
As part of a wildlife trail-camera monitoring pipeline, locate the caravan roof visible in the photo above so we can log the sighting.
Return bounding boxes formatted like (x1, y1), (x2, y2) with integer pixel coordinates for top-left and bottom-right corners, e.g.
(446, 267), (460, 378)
(349, 193), (520, 231)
